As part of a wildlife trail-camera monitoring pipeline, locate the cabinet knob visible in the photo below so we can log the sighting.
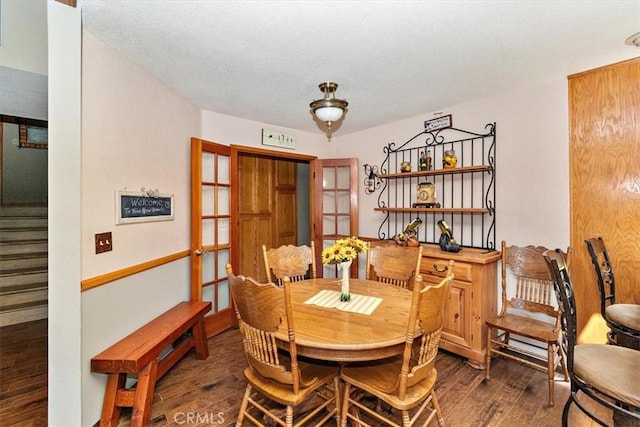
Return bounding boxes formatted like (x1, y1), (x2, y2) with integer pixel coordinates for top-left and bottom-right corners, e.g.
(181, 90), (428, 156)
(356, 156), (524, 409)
(433, 264), (448, 272)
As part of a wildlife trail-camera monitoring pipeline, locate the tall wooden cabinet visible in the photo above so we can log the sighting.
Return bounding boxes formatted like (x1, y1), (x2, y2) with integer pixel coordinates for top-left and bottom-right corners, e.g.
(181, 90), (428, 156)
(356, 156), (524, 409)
(569, 57), (640, 335)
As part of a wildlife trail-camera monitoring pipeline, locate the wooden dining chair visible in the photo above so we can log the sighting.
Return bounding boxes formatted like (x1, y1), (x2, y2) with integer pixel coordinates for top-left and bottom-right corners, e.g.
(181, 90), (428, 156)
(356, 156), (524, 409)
(366, 243), (423, 290)
(543, 249), (640, 427)
(584, 236), (640, 349)
(263, 242), (317, 286)
(340, 262), (454, 427)
(485, 241), (569, 407)
(226, 264), (340, 427)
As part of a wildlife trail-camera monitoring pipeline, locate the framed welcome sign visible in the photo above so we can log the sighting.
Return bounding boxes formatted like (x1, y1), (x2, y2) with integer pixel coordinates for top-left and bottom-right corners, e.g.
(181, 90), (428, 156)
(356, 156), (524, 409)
(116, 190), (174, 224)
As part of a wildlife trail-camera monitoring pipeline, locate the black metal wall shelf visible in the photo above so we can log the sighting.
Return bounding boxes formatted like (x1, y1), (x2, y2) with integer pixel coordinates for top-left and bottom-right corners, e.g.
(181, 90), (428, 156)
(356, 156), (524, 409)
(374, 122), (496, 251)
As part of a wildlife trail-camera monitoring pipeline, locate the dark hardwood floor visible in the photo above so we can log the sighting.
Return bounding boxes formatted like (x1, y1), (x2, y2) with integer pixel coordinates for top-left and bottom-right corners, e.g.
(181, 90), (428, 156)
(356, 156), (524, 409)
(0, 319), (612, 426)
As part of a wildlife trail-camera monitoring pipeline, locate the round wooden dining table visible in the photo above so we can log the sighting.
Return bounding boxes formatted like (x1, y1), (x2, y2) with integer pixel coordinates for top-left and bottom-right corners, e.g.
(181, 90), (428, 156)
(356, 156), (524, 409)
(275, 278), (415, 362)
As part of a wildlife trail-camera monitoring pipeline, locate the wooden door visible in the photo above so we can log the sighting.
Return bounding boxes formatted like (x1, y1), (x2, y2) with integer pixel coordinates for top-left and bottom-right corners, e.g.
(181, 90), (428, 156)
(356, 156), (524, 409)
(569, 57), (640, 337)
(315, 159), (359, 278)
(237, 154), (276, 282)
(233, 146), (316, 282)
(190, 138), (235, 337)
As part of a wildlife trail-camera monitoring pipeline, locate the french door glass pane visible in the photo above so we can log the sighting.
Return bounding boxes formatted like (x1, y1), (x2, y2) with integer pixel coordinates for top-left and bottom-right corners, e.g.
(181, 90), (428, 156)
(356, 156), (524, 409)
(202, 152), (215, 181)
(202, 187), (214, 215)
(218, 155), (230, 184)
(218, 187), (230, 215)
(202, 219), (215, 246)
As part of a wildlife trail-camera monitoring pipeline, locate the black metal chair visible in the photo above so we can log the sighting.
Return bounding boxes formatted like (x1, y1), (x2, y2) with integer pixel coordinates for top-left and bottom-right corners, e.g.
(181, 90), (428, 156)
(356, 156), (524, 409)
(584, 237), (640, 349)
(543, 249), (640, 427)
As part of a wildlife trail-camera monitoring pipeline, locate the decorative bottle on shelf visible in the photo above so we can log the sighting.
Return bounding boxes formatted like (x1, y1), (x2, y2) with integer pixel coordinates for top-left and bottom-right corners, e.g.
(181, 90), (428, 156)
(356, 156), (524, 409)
(419, 150), (433, 170)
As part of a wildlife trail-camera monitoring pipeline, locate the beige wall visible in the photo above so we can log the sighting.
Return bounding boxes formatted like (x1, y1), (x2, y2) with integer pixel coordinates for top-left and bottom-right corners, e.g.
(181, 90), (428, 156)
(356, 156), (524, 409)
(0, 0), (47, 74)
(200, 110), (332, 157)
(340, 78), (570, 249)
(80, 32), (200, 425)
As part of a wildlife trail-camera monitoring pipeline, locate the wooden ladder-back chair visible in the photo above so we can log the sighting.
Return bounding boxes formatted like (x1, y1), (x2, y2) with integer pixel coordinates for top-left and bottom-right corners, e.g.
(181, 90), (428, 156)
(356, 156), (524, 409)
(543, 249), (640, 427)
(366, 243), (423, 290)
(226, 265), (340, 427)
(584, 236), (640, 349)
(340, 262), (454, 427)
(263, 242), (317, 286)
(485, 241), (569, 407)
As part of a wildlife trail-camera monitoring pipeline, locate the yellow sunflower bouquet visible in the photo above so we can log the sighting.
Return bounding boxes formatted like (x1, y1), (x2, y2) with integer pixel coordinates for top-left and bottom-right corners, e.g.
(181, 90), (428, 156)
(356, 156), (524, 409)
(321, 237), (368, 265)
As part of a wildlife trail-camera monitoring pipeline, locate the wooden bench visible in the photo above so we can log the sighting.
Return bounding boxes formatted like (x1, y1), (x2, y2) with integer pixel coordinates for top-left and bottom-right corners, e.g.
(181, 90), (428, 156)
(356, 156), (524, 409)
(91, 301), (211, 427)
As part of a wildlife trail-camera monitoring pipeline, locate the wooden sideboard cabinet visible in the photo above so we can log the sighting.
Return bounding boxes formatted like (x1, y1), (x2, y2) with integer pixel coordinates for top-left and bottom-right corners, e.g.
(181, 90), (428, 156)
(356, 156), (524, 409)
(420, 244), (500, 369)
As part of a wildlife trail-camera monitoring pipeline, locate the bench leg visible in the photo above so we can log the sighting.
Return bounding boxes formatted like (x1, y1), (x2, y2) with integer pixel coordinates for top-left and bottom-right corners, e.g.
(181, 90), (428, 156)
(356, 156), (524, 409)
(100, 373), (126, 427)
(192, 319), (209, 360)
(130, 358), (159, 427)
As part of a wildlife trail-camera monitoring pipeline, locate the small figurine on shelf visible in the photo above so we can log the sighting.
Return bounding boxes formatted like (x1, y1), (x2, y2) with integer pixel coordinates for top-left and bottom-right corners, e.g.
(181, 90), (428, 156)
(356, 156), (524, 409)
(393, 218), (422, 247)
(419, 150), (432, 171)
(443, 149), (457, 168)
(400, 161), (412, 173)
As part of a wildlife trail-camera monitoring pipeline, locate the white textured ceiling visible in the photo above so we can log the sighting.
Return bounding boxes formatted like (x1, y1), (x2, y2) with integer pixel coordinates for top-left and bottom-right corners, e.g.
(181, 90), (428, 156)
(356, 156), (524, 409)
(81, 0), (640, 136)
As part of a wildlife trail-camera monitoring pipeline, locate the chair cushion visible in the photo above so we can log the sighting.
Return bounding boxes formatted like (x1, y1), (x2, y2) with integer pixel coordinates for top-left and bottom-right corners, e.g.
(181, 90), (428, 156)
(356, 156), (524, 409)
(341, 357), (437, 411)
(574, 344), (640, 408)
(606, 304), (640, 332)
(486, 313), (559, 342)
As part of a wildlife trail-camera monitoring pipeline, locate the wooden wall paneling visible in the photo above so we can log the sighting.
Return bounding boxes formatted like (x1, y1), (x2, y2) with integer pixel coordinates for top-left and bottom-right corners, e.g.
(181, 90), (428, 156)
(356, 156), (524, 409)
(569, 57), (640, 338)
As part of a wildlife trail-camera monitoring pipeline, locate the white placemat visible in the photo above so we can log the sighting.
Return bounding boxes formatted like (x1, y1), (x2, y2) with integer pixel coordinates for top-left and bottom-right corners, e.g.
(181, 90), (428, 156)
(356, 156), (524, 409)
(304, 289), (382, 316)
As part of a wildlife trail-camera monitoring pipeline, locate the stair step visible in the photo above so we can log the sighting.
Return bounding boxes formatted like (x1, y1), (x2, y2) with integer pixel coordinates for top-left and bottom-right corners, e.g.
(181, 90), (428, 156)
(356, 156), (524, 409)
(0, 288), (47, 307)
(0, 301), (47, 327)
(0, 280), (47, 294)
(0, 253), (48, 272)
(0, 270), (48, 288)
(0, 229), (48, 242)
(0, 206), (47, 217)
(0, 216), (48, 229)
(0, 240), (48, 256)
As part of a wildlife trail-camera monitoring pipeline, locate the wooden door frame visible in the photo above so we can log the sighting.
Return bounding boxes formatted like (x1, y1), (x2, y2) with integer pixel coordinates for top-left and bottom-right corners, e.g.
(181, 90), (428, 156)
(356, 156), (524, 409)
(229, 145), (317, 276)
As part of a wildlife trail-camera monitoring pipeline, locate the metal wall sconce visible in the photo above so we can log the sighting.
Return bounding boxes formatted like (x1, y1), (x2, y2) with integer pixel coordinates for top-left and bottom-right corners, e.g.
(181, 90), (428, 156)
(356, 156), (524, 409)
(363, 164), (382, 195)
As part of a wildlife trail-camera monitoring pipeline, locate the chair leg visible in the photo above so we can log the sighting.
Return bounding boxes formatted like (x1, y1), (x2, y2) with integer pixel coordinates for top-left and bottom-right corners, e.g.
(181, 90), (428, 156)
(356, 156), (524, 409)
(432, 391), (445, 427)
(561, 394), (573, 427)
(485, 326), (493, 380)
(236, 383), (251, 427)
(285, 405), (293, 427)
(401, 410), (411, 427)
(557, 344), (569, 381)
(547, 343), (555, 407)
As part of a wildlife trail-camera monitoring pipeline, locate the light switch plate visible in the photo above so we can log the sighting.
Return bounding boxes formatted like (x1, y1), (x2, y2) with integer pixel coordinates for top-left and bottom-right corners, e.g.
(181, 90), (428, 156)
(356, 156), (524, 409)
(262, 129), (296, 149)
(95, 232), (112, 254)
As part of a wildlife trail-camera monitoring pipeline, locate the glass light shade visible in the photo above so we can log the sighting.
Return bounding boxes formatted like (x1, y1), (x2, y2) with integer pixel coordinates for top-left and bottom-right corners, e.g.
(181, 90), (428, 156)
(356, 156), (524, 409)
(314, 106), (344, 122)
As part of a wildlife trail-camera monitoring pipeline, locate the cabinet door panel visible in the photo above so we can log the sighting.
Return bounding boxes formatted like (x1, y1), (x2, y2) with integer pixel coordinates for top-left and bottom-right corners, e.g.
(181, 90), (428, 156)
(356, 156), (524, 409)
(442, 280), (471, 348)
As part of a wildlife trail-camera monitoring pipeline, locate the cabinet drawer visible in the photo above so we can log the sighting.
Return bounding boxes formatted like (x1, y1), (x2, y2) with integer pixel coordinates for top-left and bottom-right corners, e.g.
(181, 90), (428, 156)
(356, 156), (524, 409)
(421, 257), (473, 282)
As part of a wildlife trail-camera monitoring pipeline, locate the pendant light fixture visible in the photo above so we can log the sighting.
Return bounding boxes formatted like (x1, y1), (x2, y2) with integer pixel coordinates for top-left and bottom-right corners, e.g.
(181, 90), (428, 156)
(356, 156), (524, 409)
(310, 82), (348, 138)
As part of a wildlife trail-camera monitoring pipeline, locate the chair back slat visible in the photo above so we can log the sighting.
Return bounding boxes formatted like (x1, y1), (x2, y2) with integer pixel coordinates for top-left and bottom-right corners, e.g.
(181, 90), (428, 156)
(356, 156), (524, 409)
(367, 244), (423, 290)
(585, 237), (616, 317)
(263, 243), (316, 286)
